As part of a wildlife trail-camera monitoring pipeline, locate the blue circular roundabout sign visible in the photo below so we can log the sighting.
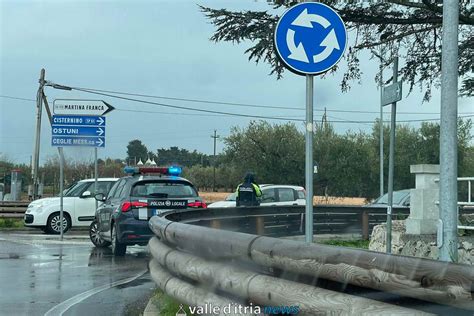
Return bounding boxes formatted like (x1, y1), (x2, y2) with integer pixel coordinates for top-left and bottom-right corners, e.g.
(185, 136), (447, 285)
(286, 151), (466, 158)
(274, 2), (347, 75)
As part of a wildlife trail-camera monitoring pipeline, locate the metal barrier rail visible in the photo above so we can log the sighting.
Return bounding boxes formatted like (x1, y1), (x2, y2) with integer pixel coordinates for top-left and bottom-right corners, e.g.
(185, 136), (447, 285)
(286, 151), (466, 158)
(0, 201), (29, 218)
(166, 205), (474, 240)
(148, 207), (474, 315)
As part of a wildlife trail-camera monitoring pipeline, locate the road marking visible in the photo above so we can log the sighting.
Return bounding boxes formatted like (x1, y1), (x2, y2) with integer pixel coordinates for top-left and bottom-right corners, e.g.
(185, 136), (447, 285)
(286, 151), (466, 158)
(44, 270), (147, 316)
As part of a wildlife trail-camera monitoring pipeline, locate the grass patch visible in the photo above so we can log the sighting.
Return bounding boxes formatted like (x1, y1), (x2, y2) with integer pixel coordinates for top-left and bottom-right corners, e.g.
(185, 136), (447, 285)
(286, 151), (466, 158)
(151, 289), (189, 316)
(320, 239), (370, 249)
(0, 218), (23, 229)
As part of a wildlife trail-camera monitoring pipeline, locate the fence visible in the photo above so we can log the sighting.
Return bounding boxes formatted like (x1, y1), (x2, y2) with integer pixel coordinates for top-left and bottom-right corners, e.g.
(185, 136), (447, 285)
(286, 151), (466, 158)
(148, 206), (474, 315)
(0, 201), (29, 218)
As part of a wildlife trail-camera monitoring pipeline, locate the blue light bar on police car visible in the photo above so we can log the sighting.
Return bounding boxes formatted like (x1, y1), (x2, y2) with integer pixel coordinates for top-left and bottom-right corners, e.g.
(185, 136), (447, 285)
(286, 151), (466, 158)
(168, 166), (182, 176)
(123, 166), (182, 176)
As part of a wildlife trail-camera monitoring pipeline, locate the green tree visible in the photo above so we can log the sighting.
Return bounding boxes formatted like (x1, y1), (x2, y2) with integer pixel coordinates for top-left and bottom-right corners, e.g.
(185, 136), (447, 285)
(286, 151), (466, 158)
(126, 139), (149, 164)
(370, 118), (473, 196)
(183, 165), (214, 191)
(201, 1), (473, 100)
(224, 121), (305, 185)
(314, 124), (374, 197)
(156, 147), (209, 167)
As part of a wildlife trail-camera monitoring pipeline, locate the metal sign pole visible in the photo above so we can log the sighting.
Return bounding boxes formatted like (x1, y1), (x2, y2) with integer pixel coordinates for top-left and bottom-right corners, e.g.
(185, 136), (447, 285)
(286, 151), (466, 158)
(58, 147), (64, 241)
(439, 0), (459, 262)
(273, 3), (346, 244)
(379, 48), (384, 197)
(386, 56), (398, 254)
(94, 147), (98, 211)
(305, 75), (314, 243)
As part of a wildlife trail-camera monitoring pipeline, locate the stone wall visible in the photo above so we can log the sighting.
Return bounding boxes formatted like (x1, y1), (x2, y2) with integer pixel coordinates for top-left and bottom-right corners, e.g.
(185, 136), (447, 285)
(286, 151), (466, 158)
(369, 220), (473, 265)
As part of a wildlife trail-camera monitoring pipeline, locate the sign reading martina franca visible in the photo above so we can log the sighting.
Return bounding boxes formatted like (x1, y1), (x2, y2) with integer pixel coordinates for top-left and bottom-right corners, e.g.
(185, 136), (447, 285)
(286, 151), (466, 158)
(53, 99), (115, 116)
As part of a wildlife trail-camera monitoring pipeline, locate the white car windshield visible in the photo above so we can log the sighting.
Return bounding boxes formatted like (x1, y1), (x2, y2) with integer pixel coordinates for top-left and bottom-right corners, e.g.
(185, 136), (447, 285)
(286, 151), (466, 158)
(225, 193), (237, 201)
(63, 182), (90, 197)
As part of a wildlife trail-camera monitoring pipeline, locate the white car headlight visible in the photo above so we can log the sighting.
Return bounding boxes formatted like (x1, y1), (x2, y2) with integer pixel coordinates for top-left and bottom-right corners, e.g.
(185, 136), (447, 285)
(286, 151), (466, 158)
(27, 204), (44, 214)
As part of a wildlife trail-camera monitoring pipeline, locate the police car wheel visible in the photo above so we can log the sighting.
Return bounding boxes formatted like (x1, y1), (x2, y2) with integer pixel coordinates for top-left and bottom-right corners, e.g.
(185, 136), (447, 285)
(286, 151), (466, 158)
(89, 220), (111, 248)
(111, 224), (126, 256)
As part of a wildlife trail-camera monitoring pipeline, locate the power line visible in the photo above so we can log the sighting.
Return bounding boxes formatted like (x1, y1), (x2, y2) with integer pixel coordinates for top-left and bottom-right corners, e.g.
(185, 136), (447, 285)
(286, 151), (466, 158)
(0, 95), (36, 102)
(69, 86), (305, 111)
(119, 108), (474, 124)
(70, 87), (306, 122)
(1, 93), (473, 124)
(66, 86), (474, 116)
(61, 87), (474, 123)
(115, 108), (304, 120)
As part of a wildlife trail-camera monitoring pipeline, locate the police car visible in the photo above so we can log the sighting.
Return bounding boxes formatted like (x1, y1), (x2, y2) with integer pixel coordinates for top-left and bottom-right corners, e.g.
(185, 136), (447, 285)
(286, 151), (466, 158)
(24, 178), (118, 234)
(89, 166), (206, 256)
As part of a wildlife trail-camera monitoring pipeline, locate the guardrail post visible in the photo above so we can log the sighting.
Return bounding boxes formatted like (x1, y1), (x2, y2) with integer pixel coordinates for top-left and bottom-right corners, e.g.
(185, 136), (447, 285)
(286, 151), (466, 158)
(361, 210), (369, 240)
(210, 219), (221, 229)
(255, 216), (265, 235)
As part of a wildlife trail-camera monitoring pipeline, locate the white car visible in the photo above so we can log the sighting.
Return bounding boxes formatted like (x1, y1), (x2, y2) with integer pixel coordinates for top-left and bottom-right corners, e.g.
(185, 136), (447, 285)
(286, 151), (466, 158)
(24, 178), (118, 234)
(208, 184), (306, 208)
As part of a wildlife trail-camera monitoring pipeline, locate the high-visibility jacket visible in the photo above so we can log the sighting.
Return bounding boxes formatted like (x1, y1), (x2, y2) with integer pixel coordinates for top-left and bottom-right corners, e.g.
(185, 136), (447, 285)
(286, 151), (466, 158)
(236, 182), (262, 206)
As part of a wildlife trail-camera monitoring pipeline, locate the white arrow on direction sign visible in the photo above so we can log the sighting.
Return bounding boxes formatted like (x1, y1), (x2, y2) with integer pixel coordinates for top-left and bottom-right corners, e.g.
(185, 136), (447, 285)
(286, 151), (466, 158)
(313, 29), (340, 63)
(96, 127), (104, 136)
(97, 117), (105, 125)
(291, 8), (330, 29)
(287, 29), (309, 63)
(97, 138), (104, 147)
(53, 99), (115, 116)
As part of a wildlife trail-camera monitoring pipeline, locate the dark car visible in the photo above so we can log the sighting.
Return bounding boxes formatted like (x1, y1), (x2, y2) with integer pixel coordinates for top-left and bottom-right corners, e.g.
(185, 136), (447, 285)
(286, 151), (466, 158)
(89, 166), (206, 256)
(365, 189), (410, 208)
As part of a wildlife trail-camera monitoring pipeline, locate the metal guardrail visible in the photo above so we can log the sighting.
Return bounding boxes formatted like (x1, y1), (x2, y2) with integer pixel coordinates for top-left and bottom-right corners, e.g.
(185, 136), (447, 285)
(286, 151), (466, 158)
(0, 201), (29, 218)
(148, 206), (474, 315)
(457, 177), (473, 206)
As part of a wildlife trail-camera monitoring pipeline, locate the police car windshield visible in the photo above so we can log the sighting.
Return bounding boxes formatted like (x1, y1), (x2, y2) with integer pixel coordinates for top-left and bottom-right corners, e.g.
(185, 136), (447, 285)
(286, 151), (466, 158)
(131, 181), (197, 198)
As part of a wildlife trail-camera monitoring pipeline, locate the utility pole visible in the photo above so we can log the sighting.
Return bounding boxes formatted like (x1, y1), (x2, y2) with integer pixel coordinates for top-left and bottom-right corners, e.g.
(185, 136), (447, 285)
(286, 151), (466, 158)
(439, 0), (459, 262)
(32, 69), (46, 200)
(211, 130), (220, 192)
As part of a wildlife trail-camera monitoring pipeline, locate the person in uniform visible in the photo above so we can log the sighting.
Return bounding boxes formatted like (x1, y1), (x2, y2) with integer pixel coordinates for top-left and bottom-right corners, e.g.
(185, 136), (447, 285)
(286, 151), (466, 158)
(236, 172), (262, 206)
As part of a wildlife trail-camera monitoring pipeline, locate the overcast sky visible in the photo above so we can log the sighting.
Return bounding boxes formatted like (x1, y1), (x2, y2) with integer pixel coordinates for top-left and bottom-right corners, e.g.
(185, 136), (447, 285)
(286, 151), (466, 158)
(1, 0), (472, 166)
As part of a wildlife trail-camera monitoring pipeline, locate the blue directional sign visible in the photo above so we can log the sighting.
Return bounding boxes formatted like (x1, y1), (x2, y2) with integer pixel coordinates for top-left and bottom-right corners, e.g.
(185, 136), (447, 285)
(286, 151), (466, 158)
(52, 136), (105, 147)
(52, 115), (105, 126)
(52, 126), (105, 137)
(274, 2), (347, 75)
(51, 115), (106, 148)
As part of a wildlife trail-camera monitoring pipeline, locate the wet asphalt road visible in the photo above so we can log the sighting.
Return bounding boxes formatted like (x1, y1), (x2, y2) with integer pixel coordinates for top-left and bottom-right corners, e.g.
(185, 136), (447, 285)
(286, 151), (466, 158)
(0, 230), (156, 316)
